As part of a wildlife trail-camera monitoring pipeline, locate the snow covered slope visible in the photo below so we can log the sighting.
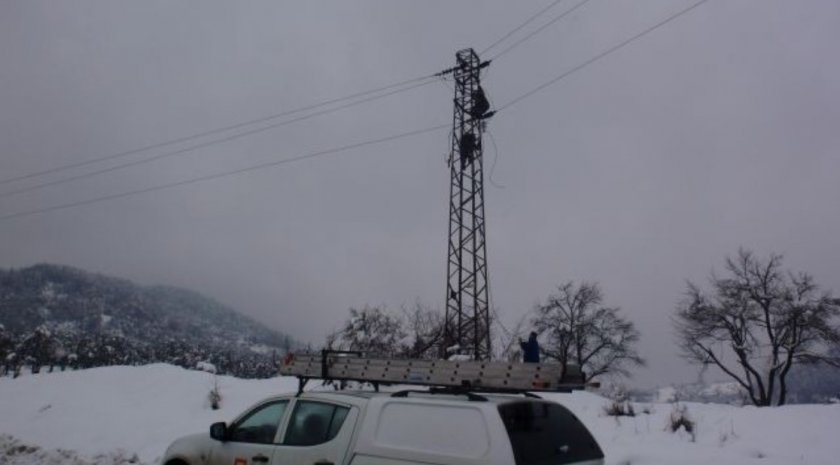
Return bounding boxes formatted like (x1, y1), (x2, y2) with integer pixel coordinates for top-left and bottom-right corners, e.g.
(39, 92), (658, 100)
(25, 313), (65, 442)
(0, 365), (296, 464)
(1, 365), (838, 464)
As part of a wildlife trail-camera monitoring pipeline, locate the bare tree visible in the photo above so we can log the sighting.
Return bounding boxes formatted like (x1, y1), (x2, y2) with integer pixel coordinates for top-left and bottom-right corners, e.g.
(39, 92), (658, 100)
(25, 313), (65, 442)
(497, 313), (530, 362)
(674, 249), (840, 406)
(533, 281), (644, 380)
(401, 302), (444, 359)
(327, 306), (407, 357)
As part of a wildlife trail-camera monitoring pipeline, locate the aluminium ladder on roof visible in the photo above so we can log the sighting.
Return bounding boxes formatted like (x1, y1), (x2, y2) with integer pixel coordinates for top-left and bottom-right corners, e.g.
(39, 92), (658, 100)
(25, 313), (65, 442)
(280, 350), (586, 393)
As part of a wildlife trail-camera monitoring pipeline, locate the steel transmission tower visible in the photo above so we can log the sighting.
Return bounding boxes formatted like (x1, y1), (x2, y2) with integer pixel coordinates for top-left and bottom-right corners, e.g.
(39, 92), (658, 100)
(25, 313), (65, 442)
(440, 49), (494, 361)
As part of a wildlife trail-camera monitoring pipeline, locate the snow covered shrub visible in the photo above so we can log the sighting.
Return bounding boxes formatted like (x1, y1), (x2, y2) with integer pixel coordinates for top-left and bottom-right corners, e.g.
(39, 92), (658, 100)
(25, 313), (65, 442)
(208, 388), (222, 410)
(604, 400), (636, 417)
(667, 403), (695, 441)
(603, 383), (636, 417)
(207, 375), (222, 410)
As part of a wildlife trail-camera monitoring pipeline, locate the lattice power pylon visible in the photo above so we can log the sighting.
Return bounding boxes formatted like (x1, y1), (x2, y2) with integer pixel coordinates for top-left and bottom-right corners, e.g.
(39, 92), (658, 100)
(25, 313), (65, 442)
(440, 49), (494, 361)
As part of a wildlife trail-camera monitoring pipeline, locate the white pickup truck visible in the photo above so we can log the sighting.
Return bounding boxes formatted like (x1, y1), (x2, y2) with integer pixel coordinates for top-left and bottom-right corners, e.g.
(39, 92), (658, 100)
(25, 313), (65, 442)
(160, 389), (604, 465)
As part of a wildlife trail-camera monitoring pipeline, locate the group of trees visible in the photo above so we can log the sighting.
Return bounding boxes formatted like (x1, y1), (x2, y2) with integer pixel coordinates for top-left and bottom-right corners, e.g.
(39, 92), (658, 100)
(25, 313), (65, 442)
(326, 248), (839, 407)
(0, 325), (281, 379)
(325, 284), (646, 384)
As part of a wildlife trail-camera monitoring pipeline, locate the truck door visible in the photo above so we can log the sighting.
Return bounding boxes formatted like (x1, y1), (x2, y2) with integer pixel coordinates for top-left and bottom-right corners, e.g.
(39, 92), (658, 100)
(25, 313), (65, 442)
(272, 399), (357, 465)
(211, 400), (290, 465)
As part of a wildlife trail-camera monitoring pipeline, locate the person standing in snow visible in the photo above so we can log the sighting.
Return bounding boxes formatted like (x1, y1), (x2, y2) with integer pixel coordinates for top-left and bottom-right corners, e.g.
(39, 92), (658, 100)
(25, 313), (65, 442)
(520, 332), (540, 363)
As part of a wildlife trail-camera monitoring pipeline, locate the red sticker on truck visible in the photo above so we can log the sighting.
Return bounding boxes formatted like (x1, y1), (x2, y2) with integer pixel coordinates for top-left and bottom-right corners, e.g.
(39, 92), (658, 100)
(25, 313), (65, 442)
(234, 458), (247, 465)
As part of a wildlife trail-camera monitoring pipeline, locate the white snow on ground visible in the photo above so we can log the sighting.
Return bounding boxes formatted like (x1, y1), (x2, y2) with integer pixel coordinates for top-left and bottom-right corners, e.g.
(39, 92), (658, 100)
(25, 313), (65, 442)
(544, 392), (840, 465)
(0, 365), (296, 464)
(1, 364), (839, 464)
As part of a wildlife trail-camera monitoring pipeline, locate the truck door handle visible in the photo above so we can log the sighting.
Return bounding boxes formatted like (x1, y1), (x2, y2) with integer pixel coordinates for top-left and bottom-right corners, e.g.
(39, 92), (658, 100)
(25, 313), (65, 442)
(314, 461), (334, 465)
(252, 455), (270, 463)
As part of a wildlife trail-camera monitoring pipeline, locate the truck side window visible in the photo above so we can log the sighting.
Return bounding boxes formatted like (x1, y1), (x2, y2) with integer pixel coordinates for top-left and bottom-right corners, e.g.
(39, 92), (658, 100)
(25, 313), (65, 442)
(229, 401), (288, 444)
(498, 401), (604, 465)
(284, 401), (350, 446)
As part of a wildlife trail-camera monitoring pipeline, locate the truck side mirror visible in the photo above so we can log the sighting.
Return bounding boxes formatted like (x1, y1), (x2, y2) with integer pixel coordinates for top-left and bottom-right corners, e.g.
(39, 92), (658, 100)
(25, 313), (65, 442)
(210, 422), (228, 441)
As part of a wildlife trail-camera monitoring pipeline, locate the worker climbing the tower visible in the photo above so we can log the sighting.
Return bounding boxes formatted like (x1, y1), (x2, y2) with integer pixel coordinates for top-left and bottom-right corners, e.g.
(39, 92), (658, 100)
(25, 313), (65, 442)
(520, 331), (540, 363)
(470, 85), (491, 120)
(460, 133), (476, 169)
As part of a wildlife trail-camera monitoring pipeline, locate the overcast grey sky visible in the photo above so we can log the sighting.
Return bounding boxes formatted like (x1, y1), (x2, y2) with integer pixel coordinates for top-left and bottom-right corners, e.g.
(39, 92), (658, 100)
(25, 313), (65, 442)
(1, 0), (838, 387)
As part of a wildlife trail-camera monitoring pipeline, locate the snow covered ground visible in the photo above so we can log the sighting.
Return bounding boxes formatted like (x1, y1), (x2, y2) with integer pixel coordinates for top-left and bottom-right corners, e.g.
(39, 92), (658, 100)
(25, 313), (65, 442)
(0, 364), (838, 464)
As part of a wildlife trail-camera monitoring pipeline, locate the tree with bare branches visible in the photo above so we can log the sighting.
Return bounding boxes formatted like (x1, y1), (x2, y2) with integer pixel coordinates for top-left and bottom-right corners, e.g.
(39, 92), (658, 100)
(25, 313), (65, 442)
(327, 304), (445, 359)
(497, 314), (530, 362)
(532, 281), (644, 381)
(327, 306), (407, 357)
(674, 249), (840, 406)
(400, 302), (444, 359)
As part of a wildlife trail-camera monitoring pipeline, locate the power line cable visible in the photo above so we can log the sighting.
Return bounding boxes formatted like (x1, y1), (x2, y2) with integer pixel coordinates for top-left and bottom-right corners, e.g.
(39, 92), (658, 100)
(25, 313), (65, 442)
(480, 0), (568, 55)
(486, 130), (505, 189)
(0, 73), (438, 185)
(0, 79), (436, 199)
(497, 0), (712, 112)
(0, 0), (712, 219)
(0, 123), (448, 222)
(489, 0), (595, 61)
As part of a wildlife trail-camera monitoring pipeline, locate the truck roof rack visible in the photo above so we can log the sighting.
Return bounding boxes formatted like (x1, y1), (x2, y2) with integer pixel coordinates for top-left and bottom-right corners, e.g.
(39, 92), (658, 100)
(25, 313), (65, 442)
(390, 387), (543, 400)
(280, 350), (586, 396)
(391, 388), (489, 402)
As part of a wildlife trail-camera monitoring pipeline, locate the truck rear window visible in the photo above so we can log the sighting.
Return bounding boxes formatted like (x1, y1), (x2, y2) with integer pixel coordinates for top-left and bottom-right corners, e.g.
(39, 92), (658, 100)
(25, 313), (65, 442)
(498, 401), (603, 465)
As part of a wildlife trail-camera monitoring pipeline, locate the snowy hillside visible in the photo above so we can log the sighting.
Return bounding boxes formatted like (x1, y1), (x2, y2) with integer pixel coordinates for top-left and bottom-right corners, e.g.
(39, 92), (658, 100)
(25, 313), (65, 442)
(1, 365), (838, 465)
(0, 264), (296, 378)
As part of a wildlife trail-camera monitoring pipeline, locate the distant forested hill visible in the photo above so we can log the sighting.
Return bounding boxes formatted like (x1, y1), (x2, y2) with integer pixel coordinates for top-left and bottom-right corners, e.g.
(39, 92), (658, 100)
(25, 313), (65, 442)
(0, 264), (295, 378)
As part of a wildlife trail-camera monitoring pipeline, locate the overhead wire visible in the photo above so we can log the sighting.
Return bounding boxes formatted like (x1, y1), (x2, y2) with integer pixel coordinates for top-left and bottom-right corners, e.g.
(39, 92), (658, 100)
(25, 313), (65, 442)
(0, 78), (437, 199)
(4, 0), (573, 190)
(0, 0), (714, 222)
(0, 0), (688, 196)
(0, 73), (439, 185)
(486, 130), (505, 189)
(482, 0), (713, 353)
(0, 123), (449, 222)
(489, 0), (595, 61)
(496, 0), (713, 113)
(479, 0), (568, 56)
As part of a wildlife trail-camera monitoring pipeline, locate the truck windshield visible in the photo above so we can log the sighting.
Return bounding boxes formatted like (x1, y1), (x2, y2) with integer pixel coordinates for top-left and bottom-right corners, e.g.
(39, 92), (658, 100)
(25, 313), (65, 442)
(498, 401), (604, 465)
